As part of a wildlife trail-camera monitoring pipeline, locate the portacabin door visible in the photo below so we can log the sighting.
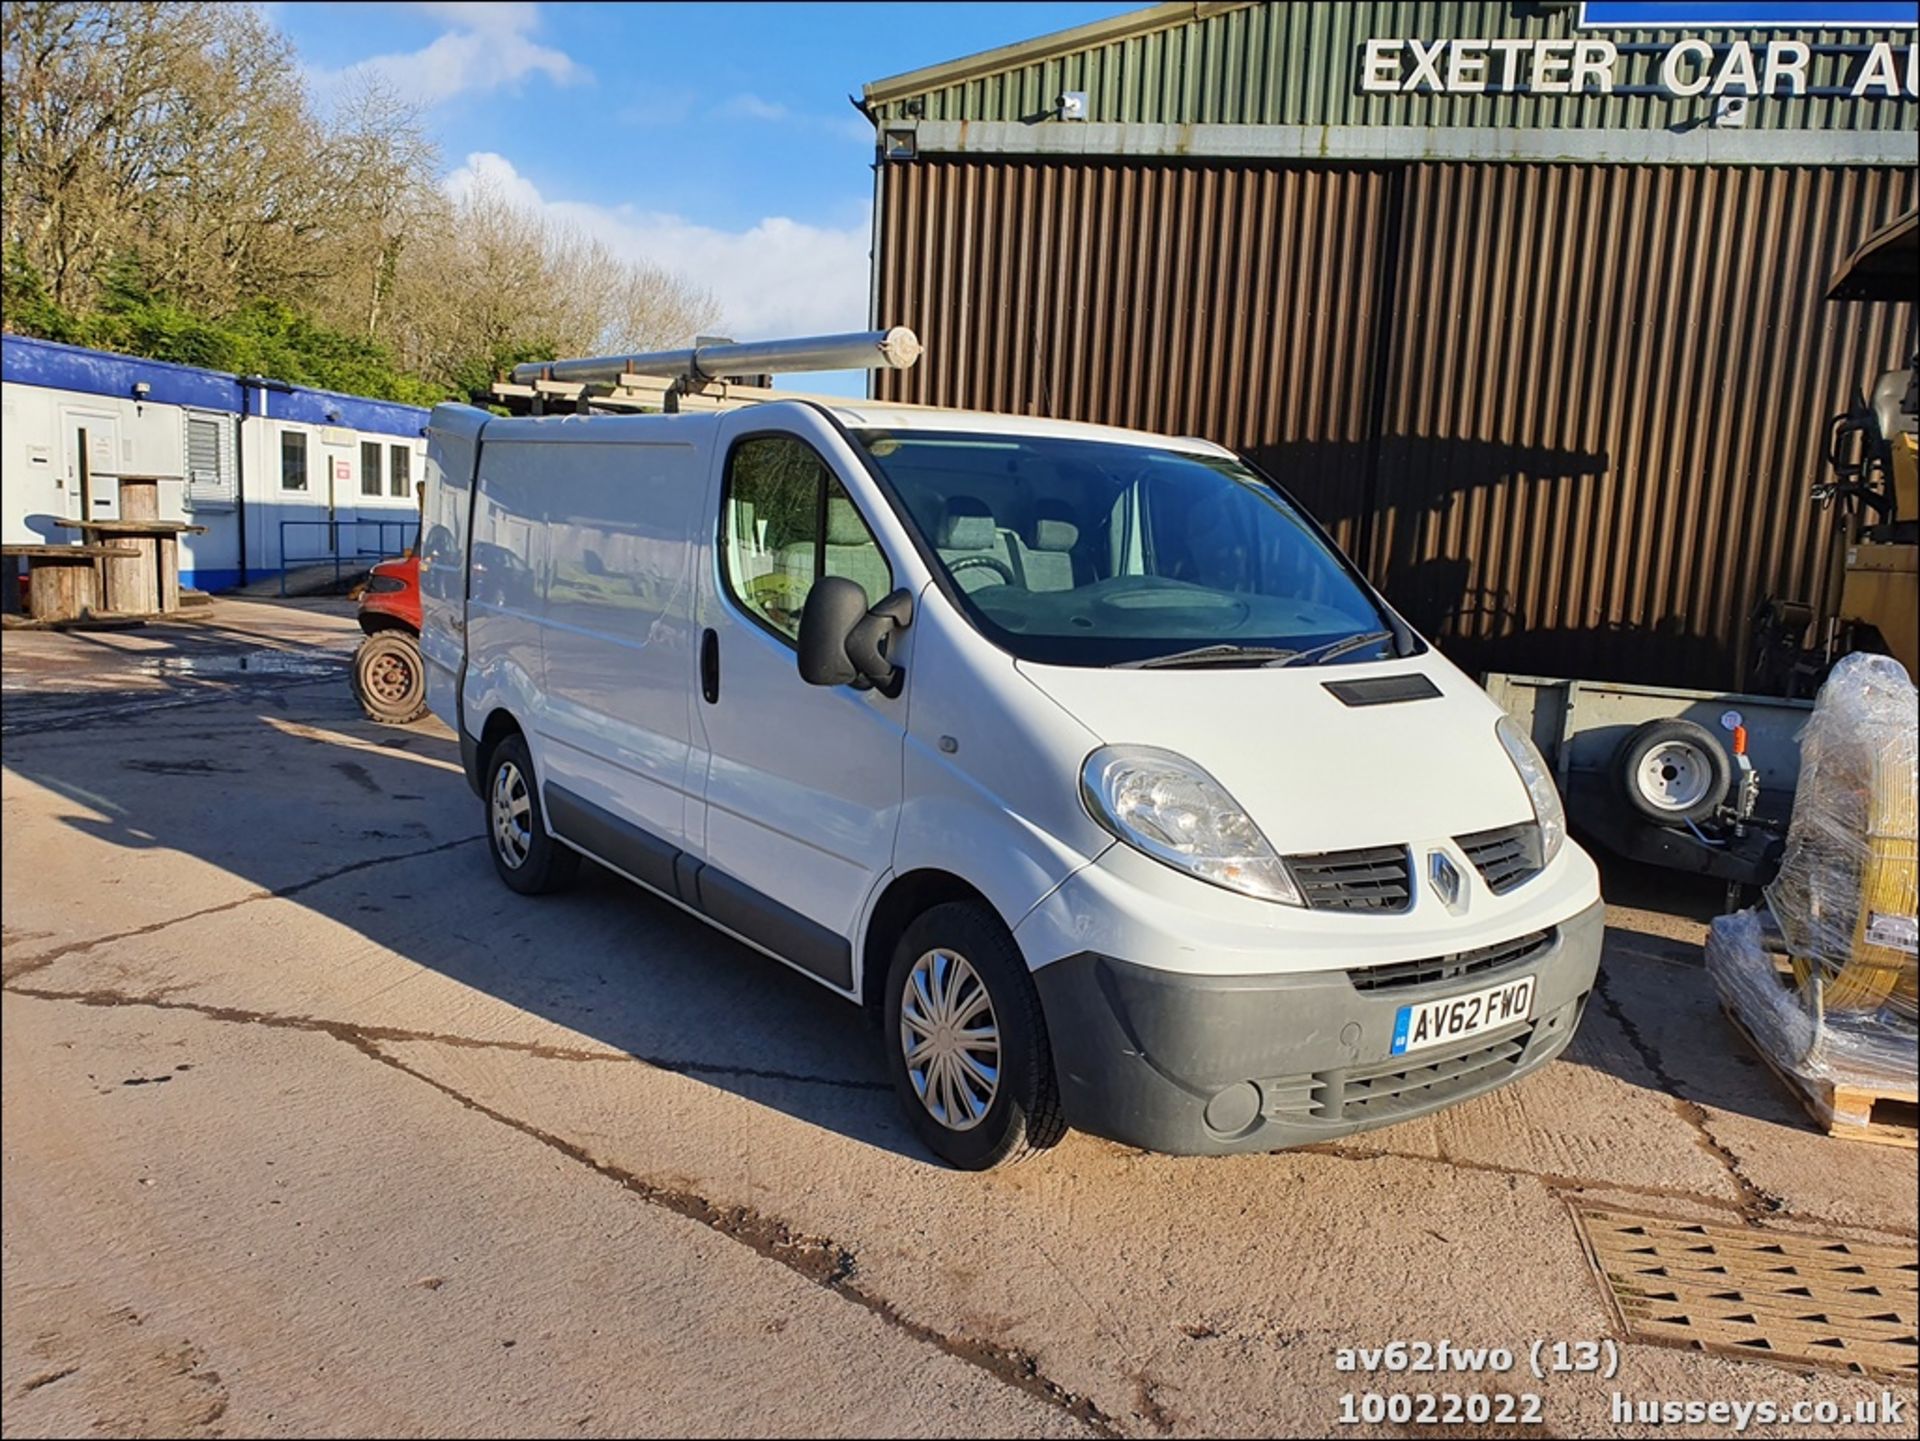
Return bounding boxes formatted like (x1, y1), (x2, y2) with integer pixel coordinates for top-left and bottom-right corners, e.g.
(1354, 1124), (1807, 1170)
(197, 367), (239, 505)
(61, 407), (121, 519)
(686, 409), (911, 994)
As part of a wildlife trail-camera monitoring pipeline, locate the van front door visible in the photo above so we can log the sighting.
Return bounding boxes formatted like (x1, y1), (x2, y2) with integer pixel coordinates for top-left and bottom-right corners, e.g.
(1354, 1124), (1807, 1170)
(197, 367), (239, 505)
(688, 412), (908, 995)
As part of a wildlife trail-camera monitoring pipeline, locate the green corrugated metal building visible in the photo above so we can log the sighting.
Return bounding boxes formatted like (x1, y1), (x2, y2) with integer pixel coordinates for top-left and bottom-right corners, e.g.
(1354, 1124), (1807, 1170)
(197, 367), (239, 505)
(862, 1), (1917, 688)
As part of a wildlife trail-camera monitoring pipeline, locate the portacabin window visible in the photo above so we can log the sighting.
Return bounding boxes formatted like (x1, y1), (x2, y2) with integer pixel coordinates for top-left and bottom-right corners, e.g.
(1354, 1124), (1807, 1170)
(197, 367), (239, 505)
(720, 434), (890, 644)
(184, 411), (235, 510)
(360, 440), (383, 498)
(389, 443), (411, 499)
(280, 430), (308, 491)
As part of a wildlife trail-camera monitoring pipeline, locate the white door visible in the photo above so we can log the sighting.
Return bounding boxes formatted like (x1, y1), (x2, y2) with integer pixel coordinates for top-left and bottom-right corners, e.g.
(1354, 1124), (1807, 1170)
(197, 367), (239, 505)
(688, 410), (909, 993)
(60, 407), (121, 519)
(270, 424), (336, 574)
(326, 445), (352, 555)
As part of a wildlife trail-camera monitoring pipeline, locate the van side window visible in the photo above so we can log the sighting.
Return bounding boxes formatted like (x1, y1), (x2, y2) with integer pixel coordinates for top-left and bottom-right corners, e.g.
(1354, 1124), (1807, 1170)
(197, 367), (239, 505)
(721, 436), (891, 643)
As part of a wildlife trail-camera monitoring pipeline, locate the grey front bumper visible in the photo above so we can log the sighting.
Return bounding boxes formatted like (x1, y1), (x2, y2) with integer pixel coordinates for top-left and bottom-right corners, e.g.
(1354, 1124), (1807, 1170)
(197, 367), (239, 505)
(1032, 899), (1605, 1156)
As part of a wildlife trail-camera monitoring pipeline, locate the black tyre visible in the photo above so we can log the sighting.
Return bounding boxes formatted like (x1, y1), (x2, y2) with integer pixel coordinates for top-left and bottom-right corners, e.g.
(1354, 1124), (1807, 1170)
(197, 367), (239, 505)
(883, 901), (1066, 1170)
(351, 630), (429, 725)
(1611, 718), (1731, 826)
(483, 732), (580, 895)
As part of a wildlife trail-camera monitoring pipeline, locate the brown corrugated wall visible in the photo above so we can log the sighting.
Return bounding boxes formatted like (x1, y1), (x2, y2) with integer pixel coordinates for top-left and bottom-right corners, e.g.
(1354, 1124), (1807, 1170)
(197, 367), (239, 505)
(873, 157), (1915, 687)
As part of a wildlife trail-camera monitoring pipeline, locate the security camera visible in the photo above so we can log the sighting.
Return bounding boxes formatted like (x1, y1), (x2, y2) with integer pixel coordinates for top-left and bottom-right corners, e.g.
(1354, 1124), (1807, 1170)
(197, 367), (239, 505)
(1713, 94), (1749, 128)
(1057, 90), (1088, 121)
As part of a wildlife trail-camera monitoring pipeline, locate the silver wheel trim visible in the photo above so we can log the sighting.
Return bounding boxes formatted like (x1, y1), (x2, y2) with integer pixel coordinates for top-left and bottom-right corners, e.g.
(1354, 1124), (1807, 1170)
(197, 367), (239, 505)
(1636, 740), (1712, 812)
(491, 760), (533, 868)
(900, 949), (1002, 1133)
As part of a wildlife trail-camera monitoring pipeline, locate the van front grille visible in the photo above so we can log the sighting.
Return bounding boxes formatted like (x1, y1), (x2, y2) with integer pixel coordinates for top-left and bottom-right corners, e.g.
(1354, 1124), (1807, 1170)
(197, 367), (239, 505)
(1348, 929), (1555, 993)
(1332, 1026), (1536, 1122)
(1254, 1025), (1539, 1126)
(1284, 844), (1412, 912)
(1456, 822), (1543, 895)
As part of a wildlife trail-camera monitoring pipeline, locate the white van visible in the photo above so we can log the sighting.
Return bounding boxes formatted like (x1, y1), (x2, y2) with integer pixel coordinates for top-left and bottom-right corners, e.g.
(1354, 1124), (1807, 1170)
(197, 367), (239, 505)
(419, 397), (1603, 1169)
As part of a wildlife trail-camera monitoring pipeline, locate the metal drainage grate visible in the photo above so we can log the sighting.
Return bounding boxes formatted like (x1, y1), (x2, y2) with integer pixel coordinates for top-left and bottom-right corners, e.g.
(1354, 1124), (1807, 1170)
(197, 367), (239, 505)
(1571, 1205), (1919, 1378)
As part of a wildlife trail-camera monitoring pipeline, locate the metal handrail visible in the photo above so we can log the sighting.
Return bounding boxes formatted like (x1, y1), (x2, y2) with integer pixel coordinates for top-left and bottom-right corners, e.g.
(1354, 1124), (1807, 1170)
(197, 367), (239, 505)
(277, 518), (419, 596)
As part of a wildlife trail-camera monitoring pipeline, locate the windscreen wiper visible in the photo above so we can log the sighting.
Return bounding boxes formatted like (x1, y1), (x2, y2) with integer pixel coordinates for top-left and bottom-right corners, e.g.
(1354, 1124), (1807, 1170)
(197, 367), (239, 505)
(1117, 643), (1302, 670)
(1272, 629), (1394, 667)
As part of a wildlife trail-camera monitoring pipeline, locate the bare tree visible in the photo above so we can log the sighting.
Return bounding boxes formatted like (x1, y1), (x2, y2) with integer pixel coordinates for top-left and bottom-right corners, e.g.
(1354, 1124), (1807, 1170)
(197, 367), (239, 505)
(390, 174), (721, 392)
(3, 2), (719, 397)
(3, 3), (231, 307)
(313, 73), (443, 340)
(603, 258), (725, 356)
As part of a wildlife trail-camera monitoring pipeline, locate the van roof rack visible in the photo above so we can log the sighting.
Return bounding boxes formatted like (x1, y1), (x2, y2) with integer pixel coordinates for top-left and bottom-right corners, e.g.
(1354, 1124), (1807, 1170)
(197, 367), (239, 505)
(491, 327), (924, 416)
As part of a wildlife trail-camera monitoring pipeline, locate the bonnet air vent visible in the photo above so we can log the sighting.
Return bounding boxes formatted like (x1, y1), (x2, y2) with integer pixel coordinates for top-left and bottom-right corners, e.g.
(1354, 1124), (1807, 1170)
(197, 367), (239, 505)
(1322, 674), (1442, 707)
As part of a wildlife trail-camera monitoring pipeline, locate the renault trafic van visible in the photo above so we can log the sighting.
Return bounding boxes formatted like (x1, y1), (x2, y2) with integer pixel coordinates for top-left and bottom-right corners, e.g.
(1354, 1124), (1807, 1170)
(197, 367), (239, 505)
(419, 398), (1602, 1169)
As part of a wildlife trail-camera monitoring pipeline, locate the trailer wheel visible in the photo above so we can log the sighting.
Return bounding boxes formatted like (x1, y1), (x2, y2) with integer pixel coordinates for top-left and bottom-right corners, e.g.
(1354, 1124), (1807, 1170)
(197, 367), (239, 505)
(1611, 718), (1731, 827)
(351, 630), (429, 725)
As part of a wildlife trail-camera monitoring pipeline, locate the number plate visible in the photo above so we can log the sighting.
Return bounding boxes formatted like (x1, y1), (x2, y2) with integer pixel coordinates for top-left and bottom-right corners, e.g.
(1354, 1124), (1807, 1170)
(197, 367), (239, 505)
(1391, 975), (1536, 1057)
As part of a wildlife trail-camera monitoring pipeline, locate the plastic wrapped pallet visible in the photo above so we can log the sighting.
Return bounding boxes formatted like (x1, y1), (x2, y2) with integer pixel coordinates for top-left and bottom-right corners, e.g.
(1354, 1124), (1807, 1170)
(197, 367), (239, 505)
(1763, 652), (1918, 1019)
(1707, 907), (1916, 1089)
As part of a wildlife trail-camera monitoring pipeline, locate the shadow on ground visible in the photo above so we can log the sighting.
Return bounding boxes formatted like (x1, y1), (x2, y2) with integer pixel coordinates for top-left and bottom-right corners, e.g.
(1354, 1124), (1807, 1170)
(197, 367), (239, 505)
(0, 607), (1834, 1163)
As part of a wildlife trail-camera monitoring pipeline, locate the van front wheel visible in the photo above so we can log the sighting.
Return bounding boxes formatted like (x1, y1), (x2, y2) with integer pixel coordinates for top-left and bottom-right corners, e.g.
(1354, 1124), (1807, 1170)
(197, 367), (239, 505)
(883, 902), (1066, 1170)
(484, 734), (579, 896)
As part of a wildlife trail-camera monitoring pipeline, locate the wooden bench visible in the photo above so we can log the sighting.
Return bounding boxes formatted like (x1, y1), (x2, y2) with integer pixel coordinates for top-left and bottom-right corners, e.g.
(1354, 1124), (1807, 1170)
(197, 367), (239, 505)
(2, 543), (141, 623)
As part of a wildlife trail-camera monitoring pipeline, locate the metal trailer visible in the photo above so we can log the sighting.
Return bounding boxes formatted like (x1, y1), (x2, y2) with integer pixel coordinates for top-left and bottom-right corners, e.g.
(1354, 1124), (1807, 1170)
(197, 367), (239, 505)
(1485, 673), (1815, 890)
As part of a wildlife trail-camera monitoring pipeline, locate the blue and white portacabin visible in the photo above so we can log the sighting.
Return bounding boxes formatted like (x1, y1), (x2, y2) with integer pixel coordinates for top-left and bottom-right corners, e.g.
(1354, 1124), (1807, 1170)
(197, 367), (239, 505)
(1, 335), (429, 592)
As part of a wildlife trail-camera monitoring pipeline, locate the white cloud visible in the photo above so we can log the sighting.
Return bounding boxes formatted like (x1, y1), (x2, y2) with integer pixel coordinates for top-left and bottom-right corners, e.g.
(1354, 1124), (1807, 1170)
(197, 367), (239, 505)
(322, 2), (588, 107)
(613, 82), (700, 128)
(714, 92), (874, 145)
(716, 92), (791, 122)
(445, 152), (872, 341)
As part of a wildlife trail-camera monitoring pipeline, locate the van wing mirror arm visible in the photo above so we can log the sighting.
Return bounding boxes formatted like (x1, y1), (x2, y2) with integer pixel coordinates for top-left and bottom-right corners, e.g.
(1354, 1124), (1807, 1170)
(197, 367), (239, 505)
(846, 588), (914, 698)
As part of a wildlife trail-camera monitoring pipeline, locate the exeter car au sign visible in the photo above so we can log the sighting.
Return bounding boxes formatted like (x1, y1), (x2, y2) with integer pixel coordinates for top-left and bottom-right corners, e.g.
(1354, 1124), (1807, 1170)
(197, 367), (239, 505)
(1357, 1), (1917, 100)
(1358, 37), (1916, 98)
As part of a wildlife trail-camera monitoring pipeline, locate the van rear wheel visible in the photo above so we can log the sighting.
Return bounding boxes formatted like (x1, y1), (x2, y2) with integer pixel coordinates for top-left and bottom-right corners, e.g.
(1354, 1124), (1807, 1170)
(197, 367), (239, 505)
(484, 733), (579, 895)
(883, 902), (1065, 1170)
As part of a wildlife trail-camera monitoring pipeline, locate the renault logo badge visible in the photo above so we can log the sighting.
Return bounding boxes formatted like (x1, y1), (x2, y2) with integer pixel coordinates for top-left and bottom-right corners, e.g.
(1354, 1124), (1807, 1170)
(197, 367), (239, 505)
(1429, 850), (1465, 912)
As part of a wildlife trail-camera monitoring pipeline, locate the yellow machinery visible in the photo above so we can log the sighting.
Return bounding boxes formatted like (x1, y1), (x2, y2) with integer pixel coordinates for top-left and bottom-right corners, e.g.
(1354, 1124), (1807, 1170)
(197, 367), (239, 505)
(1752, 209), (1918, 696)
(1753, 212), (1919, 1022)
(1827, 208), (1918, 684)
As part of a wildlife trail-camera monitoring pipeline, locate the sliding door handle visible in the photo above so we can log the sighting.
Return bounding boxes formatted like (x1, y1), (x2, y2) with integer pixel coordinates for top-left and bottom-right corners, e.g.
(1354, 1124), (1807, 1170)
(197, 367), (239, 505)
(700, 628), (720, 704)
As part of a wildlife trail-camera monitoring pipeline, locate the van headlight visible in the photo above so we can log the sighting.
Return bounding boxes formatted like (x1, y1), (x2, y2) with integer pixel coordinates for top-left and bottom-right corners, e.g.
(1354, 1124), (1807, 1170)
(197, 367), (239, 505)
(1081, 745), (1303, 906)
(1495, 716), (1566, 866)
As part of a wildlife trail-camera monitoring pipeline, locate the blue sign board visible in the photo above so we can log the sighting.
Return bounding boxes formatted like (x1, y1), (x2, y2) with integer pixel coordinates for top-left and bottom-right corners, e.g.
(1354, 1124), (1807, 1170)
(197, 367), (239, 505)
(1582, 2), (1917, 25)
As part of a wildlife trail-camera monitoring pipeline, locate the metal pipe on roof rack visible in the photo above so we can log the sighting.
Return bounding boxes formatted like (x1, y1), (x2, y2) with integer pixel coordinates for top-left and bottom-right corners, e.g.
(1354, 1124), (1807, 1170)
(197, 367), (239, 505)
(510, 327), (922, 387)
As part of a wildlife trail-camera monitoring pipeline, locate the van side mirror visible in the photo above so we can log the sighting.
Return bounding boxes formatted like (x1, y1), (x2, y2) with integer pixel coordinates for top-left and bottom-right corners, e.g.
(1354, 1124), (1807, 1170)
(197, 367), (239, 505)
(797, 579), (912, 696)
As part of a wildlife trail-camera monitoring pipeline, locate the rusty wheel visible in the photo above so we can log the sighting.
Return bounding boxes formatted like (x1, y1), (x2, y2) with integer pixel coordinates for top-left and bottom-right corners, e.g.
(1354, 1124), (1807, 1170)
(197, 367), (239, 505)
(352, 630), (428, 725)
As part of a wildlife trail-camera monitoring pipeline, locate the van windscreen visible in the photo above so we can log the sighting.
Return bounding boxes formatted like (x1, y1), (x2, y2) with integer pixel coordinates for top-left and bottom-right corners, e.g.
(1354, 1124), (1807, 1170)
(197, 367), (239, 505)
(851, 430), (1394, 669)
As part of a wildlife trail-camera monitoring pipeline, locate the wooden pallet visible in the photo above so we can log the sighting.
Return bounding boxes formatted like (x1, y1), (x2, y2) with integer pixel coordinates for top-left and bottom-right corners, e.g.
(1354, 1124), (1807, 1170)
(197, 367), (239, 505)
(1722, 1004), (1918, 1149)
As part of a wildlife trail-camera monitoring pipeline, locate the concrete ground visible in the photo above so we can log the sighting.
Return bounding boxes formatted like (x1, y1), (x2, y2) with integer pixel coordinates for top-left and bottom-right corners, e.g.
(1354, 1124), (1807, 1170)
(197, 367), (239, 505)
(2, 599), (1913, 1439)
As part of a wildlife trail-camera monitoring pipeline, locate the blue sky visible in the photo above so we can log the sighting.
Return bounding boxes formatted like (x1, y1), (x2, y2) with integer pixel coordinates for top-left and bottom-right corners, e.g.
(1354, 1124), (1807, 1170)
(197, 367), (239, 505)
(273, 1), (1139, 393)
